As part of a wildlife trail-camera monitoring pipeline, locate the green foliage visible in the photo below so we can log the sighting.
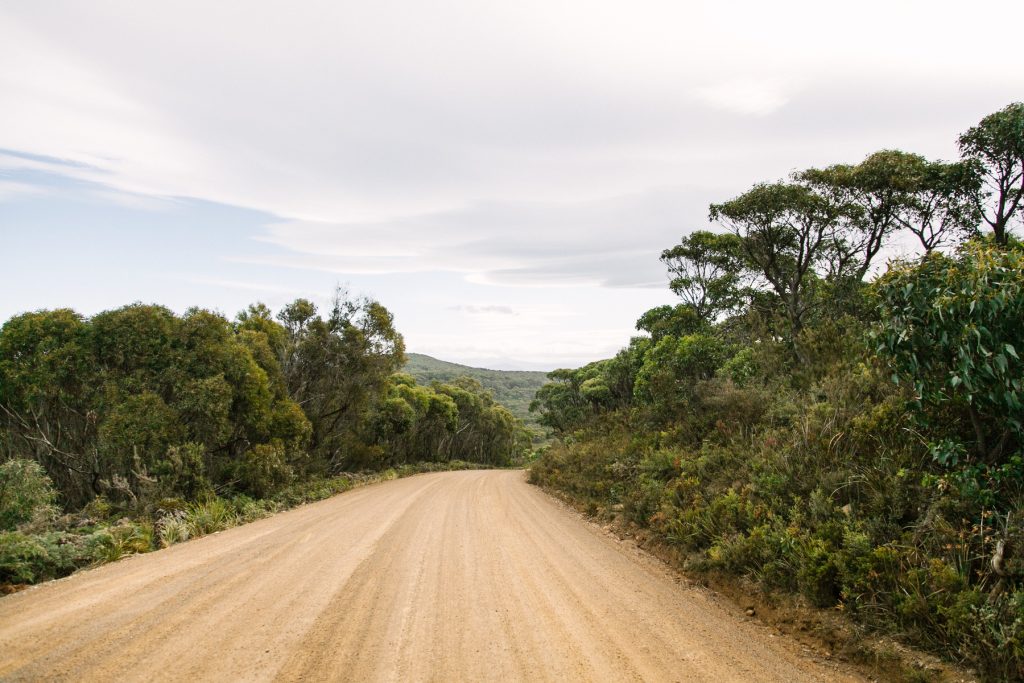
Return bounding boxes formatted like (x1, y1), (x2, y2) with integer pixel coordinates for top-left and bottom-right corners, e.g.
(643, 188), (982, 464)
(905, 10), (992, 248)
(99, 391), (183, 474)
(152, 443), (212, 500)
(958, 102), (1024, 244)
(403, 353), (548, 429)
(0, 459), (57, 531)
(375, 376), (528, 466)
(86, 521), (155, 563)
(531, 104), (1024, 680)
(635, 304), (702, 341)
(876, 241), (1024, 464)
(0, 288), (499, 511)
(0, 302), (316, 508)
(0, 531), (52, 583)
(277, 290), (406, 471)
(634, 333), (728, 409)
(718, 347), (758, 386)
(184, 498), (238, 536)
(0, 309), (97, 505)
(236, 442), (293, 498)
(531, 359), (630, 433)
(660, 231), (746, 322)
(800, 149), (980, 261)
(0, 521), (155, 585)
(156, 513), (191, 547)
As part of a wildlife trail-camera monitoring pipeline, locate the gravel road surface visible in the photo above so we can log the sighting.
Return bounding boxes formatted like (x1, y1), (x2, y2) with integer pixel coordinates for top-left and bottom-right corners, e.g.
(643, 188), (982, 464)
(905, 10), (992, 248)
(0, 470), (861, 682)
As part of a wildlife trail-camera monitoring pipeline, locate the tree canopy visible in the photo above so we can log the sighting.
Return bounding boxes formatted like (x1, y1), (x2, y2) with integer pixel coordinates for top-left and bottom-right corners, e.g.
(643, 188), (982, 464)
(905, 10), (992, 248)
(1, 292), (528, 509)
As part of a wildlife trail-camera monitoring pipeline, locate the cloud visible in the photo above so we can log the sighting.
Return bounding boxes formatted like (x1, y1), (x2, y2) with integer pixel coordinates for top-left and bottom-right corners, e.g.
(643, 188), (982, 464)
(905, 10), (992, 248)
(0, 148), (180, 211)
(0, 180), (47, 202)
(239, 187), (710, 288)
(694, 79), (792, 116)
(2, 1), (1024, 366)
(448, 305), (518, 316)
(3, 0), (1020, 230)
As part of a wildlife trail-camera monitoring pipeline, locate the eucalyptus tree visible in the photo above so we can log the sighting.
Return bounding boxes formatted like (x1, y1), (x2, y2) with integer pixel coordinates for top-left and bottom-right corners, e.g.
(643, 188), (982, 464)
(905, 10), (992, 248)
(275, 291), (405, 472)
(800, 150), (980, 264)
(958, 102), (1024, 246)
(900, 158), (981, 252)
(709, 181), (859, 354)
(660, 231), (747, 323)
(876, 241), (1023, 464)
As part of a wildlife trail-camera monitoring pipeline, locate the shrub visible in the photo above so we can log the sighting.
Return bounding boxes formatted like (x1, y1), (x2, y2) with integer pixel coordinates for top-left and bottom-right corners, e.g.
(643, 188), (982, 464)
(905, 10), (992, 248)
(156, 511), (190, 547)
(153, 443), (213, 500)
(185, 499), (237, 536)
(231, 495), (280, 523)
(875, 241), (1024, 465)
(0, 530), (96, 584)
(0, 459), (58, 531)
(718, 347), (759, 386)
(83, 522), (154, 563)
(236, 443), (293, 498)
(0, 531), (49, 583)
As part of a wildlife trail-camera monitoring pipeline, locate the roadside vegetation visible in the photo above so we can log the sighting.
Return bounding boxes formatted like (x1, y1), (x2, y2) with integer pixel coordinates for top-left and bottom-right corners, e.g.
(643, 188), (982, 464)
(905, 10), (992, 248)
(529, 103), (1024, 680)
(0, 291), (529, 588)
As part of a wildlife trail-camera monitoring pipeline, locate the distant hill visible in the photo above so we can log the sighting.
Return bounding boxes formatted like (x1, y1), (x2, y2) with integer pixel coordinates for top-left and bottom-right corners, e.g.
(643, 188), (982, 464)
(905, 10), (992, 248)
(403, 353), (549, 428)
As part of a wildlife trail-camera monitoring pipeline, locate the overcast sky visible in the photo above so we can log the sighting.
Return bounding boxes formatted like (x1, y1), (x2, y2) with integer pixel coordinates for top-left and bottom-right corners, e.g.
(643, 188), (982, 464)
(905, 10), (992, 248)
(2, 1), (1022, 369)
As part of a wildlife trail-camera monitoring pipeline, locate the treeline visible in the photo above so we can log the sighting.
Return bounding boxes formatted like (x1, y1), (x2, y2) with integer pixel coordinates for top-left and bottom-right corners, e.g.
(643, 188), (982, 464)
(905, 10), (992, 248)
(404, 353), (549, 432)
(529, 103), (1024, 679)
(0, 292), (528, 582)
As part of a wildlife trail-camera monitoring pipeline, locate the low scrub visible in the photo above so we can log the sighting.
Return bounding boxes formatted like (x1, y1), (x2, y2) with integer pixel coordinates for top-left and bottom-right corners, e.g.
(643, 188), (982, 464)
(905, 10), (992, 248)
(530, 363), (1024, 680)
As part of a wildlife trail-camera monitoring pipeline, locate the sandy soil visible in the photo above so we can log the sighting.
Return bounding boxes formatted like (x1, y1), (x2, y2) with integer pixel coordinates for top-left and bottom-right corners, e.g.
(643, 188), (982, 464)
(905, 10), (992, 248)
(0, 470), (863, 682)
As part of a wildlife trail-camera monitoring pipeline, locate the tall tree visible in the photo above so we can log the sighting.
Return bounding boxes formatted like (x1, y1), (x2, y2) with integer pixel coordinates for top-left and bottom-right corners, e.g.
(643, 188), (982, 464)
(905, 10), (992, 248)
(958, 102), (1024, 245)
(800, 152), (905, 280)
(709, 182), (854, 350)
(897, 158), (981, 253)
(277, 290), (405, 471)
(802, 150), (981, 258)
(660, 231), (746, 323)
(0, 309), (99, 503)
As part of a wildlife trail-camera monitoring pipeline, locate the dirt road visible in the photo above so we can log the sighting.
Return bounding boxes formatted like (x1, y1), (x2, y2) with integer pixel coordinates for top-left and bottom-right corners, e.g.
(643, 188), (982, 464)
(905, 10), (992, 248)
(0, 470), (860, 681)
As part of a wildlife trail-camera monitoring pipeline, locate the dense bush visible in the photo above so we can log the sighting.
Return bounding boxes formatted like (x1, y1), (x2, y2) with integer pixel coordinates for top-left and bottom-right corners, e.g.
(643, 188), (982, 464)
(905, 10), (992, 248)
(530, 105), (1024, 680)
(0, 459), (57, 530)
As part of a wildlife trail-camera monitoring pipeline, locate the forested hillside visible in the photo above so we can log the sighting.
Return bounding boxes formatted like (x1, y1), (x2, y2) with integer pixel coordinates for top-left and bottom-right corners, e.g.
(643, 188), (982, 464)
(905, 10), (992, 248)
(529, 103), (1024, 680)
(404, 353), (548, 429)
(0, 291), (529, 586)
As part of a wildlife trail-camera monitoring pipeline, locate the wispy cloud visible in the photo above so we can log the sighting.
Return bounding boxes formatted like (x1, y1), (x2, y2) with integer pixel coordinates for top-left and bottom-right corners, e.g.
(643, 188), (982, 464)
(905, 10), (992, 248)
(235, 187), (709, 289)
(0, 180), (48, 202)
(448, 305), (518, 316)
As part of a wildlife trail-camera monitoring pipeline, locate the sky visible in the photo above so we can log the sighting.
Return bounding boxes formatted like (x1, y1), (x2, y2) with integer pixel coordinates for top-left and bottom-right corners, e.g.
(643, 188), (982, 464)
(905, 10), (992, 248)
(1, 1), (1022, 370)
